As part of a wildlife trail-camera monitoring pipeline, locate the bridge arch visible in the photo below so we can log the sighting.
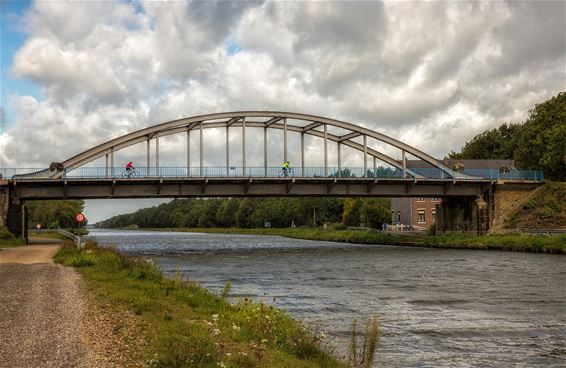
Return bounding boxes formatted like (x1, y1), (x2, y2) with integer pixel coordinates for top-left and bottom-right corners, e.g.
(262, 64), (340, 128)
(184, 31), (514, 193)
(59, 111), (462, 179)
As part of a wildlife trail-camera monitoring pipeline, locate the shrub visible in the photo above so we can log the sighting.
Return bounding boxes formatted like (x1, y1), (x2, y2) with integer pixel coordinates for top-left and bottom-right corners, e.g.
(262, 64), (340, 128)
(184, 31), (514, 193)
(0, 228), (15, 240)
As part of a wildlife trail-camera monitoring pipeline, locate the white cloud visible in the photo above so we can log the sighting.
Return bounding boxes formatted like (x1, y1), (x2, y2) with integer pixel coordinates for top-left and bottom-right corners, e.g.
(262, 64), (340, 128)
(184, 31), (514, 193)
(2, 0), (565, 170)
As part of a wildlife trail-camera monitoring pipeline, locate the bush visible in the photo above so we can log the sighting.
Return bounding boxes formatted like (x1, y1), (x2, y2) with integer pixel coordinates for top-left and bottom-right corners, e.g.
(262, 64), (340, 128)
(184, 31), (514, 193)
(333, 223), (347, 230)
(63, 254), (96, 267)
(0, 228), (15, 240)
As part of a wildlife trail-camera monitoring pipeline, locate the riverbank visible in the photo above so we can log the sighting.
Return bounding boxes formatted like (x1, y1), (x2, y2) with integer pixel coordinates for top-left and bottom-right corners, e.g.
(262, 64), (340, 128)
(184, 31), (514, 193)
(144, 227), (566, 254)
(54, 242), (346, 368)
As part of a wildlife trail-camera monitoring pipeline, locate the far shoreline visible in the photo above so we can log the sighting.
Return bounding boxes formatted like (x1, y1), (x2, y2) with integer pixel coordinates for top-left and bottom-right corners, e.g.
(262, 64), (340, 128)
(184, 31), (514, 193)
(90, 227), (566, 255)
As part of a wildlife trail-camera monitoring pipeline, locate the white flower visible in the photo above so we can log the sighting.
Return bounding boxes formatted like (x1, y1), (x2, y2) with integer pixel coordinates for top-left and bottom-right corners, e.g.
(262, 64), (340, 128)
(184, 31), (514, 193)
(213, 328), (221, 335)
(232, 323), (240, 331)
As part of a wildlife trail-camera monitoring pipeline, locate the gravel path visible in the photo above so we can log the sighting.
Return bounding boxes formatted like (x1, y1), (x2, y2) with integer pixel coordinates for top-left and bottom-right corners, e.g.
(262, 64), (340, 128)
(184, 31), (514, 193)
(0, 245), (100, 368)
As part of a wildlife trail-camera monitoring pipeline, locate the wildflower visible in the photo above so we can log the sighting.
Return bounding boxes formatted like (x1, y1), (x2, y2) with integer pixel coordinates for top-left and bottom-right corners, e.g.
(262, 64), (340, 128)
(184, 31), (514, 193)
(226, 353), (231, 356)
(232, 323), (240, 331)
(213, 328), (221, 336)
(261, 338), (268, 344)
(218, 362), (226, 368)
(212, 314), (219, 320)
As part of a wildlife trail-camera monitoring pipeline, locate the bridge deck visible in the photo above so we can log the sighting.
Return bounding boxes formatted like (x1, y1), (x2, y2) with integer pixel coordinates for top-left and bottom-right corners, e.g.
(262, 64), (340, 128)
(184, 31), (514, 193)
(3, 176), (543, 200)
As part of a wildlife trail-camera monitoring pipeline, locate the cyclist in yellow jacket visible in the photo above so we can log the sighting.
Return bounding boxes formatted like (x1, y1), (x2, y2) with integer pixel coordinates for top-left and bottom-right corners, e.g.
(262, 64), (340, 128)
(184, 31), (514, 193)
(281, 161), (290, 177)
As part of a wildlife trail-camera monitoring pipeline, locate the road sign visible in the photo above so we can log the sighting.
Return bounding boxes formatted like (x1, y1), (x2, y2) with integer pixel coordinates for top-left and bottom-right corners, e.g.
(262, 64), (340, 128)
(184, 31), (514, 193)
(76, 213), (85, 223)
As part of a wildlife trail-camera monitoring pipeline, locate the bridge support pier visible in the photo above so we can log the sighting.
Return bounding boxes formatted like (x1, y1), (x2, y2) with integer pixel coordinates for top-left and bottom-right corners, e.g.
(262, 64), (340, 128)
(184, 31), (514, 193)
(436, 196), (490, 235)
(0, 185), (9, 232)
(0, 185), (28, 242)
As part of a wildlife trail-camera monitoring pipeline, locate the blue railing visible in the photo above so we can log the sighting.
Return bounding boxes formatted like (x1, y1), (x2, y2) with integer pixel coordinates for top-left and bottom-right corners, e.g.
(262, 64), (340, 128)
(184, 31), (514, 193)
(0, 166), (544, 181)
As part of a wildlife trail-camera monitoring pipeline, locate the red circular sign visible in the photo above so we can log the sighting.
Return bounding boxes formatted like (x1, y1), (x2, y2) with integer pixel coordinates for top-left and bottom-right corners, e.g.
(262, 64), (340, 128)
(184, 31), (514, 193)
(76, 213), (85, 223)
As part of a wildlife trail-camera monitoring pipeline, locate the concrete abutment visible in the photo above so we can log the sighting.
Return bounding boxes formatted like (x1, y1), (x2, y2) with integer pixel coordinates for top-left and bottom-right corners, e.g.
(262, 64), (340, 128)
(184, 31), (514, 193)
(0, 184), (28, 241)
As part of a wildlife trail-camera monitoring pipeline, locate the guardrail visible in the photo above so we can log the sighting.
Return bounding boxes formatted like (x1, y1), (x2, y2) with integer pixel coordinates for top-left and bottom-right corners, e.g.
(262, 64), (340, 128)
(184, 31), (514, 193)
(57, 229), (84, 248)
(0, 166), (544, 181)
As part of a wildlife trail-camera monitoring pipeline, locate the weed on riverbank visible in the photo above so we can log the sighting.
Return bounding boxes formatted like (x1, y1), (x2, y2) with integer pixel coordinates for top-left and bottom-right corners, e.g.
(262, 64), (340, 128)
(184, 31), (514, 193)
(55, 242), (346, 368)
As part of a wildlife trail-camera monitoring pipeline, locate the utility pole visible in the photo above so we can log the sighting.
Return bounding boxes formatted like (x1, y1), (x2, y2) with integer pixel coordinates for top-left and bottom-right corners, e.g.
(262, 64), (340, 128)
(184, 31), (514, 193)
(313, 207), (316, 227)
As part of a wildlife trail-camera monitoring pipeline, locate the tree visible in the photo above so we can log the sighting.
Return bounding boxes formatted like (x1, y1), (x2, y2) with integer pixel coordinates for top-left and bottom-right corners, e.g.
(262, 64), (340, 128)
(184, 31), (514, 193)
(27, 200), (86, 229)
(512, 92), (566, 181)
(448, 123), (519, 160)
(360, 199), (390, 229)
(342, 198), (362, 226)
(448, 92), (565, 181)
(236, 199), (255, 228)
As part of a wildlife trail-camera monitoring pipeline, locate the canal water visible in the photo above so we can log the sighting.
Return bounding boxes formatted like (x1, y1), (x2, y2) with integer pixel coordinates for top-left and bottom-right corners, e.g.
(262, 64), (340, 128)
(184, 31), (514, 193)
(88, 229), (566, 367)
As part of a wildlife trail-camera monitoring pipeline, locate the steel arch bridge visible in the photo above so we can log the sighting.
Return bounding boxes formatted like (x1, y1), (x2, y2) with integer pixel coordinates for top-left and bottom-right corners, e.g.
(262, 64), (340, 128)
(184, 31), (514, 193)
(61, 111), (462, 179)
(2, 111), (543, 200)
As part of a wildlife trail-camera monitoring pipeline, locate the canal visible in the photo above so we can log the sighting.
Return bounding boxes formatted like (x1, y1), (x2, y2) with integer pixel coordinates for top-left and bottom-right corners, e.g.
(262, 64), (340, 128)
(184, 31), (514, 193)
(88, 229), (566, 367)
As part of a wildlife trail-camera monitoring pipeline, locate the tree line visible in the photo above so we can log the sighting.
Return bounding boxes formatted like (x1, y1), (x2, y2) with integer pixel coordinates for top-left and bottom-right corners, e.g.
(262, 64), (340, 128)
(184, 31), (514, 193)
(26, 200), (86, 229)
(449, 92), (565, 181)
(96, 197), (391, 229)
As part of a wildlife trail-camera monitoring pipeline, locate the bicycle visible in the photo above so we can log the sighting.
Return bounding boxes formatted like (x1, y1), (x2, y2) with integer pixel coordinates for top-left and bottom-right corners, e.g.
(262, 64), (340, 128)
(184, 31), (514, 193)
(122, 168), (140, 178)
(278, 168), (295, 177)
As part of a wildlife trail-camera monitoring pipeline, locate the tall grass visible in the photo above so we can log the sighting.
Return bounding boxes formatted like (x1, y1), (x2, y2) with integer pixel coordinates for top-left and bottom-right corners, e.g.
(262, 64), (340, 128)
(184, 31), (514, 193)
(347, 317), (379, 368)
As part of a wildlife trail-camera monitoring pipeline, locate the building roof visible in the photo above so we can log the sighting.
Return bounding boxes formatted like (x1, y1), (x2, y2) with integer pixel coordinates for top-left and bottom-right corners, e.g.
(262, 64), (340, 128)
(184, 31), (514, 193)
(405, 159), (517, 170)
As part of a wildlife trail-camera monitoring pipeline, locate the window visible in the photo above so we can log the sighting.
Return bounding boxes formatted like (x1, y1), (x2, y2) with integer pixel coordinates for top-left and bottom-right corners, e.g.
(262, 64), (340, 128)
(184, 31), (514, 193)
(397, 211), (401, 224)
(417, 197), (425, 202)
(418, 210), (426, 223)
(432, 209), (436, 223)
(431, 197), (441, 202)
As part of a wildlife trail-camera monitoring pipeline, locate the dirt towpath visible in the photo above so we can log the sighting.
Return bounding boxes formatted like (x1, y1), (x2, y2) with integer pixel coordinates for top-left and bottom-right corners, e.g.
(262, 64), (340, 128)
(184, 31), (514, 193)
(0, 242), (101, 367)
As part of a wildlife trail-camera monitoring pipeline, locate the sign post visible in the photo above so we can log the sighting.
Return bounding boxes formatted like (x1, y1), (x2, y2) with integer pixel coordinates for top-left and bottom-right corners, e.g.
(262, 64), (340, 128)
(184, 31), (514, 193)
(76, 213), (86, 247)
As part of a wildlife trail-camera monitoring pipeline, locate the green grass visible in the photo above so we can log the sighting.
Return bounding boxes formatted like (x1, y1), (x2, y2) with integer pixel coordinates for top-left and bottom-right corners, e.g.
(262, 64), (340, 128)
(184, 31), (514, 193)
(0, 228), (25, 248)
(150, 227), (566, 254)
(505, 182), (566, 229)
(55, 243), (345, 368)
(0, 238), (26, 248)
(422, 233), (566, 254)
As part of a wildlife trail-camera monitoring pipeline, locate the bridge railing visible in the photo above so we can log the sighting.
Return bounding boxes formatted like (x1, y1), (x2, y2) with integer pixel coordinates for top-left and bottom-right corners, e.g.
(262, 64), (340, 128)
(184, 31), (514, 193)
(1, 166), (544, 181)
(57, 229), (84, 248)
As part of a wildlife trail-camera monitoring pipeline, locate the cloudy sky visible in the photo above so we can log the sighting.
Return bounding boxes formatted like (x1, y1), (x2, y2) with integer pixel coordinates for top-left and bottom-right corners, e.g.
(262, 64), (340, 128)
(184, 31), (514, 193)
(1, 0), (565, 222)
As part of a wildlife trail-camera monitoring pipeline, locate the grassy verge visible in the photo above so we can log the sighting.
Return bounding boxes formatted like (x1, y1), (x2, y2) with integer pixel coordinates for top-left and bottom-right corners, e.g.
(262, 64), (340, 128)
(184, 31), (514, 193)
(422, 233), (566, 254)
(55, 242), (345, 368)
(142, 227), (566, 254)
(0, 238), (26, 248)
(0, 228), (26, 248)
